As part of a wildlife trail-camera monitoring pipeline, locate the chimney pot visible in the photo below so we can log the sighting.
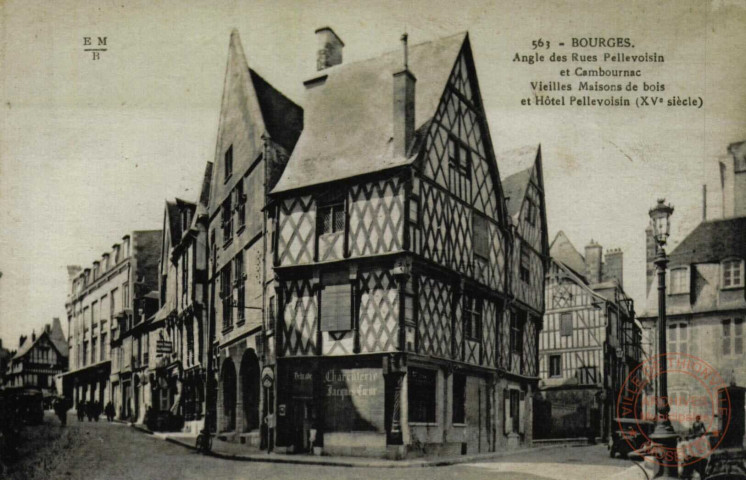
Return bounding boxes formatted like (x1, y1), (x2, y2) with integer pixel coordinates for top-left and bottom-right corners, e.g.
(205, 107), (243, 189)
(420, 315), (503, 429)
(584, 241), (603, 285)
(315, 27), (344, 71)
(393, 34), (416, 158)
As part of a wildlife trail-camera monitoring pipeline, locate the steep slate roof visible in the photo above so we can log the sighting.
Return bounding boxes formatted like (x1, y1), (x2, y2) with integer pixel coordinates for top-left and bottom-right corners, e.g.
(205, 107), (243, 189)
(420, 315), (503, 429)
(668, 216), (746, 267)
(165, 198), (196, 246)
(13, 329), (67, 362)
(272, 32), (467, 193)
(498, 145), (540, 218)
(249, 70), (303, 153)
(550, 230), (587, 277)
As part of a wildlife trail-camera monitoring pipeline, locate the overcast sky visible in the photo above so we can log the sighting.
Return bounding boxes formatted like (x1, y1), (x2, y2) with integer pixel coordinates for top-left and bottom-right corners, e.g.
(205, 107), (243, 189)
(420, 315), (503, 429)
(2, 0), (745, 350)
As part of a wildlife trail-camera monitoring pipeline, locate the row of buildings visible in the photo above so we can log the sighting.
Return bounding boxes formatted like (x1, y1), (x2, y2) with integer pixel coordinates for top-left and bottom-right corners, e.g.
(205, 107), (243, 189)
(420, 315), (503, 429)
(60, 28), (555, 457)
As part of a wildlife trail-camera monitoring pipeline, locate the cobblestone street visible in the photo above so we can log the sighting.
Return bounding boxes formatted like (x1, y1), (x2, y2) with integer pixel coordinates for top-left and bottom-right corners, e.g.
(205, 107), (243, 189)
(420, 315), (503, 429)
(5, 412), (642, 480)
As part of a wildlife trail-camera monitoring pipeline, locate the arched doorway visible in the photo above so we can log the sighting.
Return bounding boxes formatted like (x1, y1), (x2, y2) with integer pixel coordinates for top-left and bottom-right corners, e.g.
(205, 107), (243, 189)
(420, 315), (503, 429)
(220, 359), (237, 432)
(240, 350), (260, 432)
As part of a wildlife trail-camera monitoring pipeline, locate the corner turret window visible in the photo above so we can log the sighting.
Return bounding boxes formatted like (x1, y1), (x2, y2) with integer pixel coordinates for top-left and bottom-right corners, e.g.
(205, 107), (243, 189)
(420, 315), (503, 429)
(722, 259), (744, 289)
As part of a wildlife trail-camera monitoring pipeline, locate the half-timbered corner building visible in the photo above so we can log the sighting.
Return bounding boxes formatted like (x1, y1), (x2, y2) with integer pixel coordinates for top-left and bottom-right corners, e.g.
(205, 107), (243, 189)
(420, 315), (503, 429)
(207, 30), (303, 446)
(536, 232), (640, 441)
(499, 145), (550, 444)
(268, 28), (547, 458)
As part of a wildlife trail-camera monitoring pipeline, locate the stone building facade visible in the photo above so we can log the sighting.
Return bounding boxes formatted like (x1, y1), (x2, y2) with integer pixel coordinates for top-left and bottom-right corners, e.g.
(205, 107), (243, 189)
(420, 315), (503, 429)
(63, 230), (161, 418)
(639, 141), (746, 432)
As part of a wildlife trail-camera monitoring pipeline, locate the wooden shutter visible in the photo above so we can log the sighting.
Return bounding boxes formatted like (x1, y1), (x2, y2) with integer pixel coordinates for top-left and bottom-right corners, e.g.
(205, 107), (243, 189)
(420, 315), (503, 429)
(321, 283), (352, 331)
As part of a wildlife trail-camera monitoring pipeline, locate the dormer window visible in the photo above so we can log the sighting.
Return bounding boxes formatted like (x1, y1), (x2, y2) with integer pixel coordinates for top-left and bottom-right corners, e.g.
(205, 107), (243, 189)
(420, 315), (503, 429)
(722, 259), (744, 289)
(669, 267), (689, 295)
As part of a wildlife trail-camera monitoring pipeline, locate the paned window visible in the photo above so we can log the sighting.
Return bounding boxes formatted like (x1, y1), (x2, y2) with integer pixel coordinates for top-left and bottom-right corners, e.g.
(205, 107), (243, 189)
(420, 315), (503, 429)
(463, 296), (482, 340)
(722, 319), (744, 356)
(549, 355), (561, 377)
(221, 266), (233, 330)
(448, 136), (471, 199)
(510, 311), (523, 355)
(236, 180), (246, 230)
(318, 201), (345, 236)
(670, 268), (689, 295)
(668, 323), (688, 354)
(560, 313), (572, 337)
(524, 198), (537, 226)
(723, 259), (744, 288)
(520, 245), (531, 283)
(409, 368), (437, 423)
(320, 283), (351, 331)
(222, 196), (233, 243)
(234, 254), (245, 324)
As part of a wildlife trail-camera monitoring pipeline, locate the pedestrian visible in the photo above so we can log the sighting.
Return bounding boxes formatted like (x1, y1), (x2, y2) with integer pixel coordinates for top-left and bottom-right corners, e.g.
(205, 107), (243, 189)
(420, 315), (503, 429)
(105, 401), (115, 422)
(690, 415), (706, 436)
(77, 400), (86, 422)
(53, 396), (70, 427)
(86, 401), (93, 422)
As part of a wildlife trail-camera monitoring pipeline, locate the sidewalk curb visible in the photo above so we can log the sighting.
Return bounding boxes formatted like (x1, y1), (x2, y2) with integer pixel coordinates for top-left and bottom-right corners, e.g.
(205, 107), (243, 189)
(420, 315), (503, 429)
(158, 434), (564, 468)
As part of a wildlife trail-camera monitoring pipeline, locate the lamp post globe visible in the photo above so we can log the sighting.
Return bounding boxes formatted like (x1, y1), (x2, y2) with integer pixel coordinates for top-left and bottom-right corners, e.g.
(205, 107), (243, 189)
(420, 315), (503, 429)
(648, 198), (679, 478)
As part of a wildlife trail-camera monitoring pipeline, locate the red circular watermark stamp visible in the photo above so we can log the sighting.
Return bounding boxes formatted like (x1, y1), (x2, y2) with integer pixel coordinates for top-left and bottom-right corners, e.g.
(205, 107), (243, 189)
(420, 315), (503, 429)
(616, 352), (731, 469)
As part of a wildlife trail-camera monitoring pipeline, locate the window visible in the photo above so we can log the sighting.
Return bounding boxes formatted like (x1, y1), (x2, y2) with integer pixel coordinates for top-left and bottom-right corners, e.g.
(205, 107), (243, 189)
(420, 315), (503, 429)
(221, 266), (233, 330)
(408, 191), (420, 251)
(520, 245), (530, 283)
(670, 268), (689, 295)
(181, 250), (189, 307)
(235, 180), (246, 230)
(224, 145), (233, 182)
(510, 311), (523, 355)
(473, 212), (490, 280)
(452, 374), (466, 424)
(91, 338), (97, 365)
(320, 283), (351, 331)
(722, 319), (744, 356)
(409, 368), (437, 423)
(668, 323), (688, 354)
(560, 313), (572, 337)
(448, 136), (471, 199)
(318, 201), (345, 236)
(234, 254), (245, 324)
(448, 137), (470, 177)
(549, 355), (561, 377)
(111, 288), (118, 317)
(143, 333), (149, 365)
(524, 199), (537, 226)
(222, 196), (233, 243)
(463, 296), (482, 340)
(722, 259), (744, 289)
(100, 333), (107, 362)
(122, 282), (129, 309)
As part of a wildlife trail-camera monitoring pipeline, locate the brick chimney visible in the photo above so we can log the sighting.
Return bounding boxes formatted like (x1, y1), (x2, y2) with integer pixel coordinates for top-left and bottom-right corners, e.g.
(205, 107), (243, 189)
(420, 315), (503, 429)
(584, 240), (603, 285)
(393, 33), (416, 158)
(726, 141), (746, 217)
(315, 27), (344, 71)
(604, 248), (624, 288)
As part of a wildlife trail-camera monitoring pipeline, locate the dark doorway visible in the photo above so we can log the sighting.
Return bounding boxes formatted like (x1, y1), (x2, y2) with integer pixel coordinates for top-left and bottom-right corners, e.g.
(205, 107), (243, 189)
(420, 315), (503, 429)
(292, 399), (313, 453)
(221, 359), (237, 431)
(240, 350), (260, 432)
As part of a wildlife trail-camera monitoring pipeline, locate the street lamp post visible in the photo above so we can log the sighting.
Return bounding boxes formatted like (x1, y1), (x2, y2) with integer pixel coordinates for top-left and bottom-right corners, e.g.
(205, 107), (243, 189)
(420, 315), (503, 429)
(648, 198), (678, 479)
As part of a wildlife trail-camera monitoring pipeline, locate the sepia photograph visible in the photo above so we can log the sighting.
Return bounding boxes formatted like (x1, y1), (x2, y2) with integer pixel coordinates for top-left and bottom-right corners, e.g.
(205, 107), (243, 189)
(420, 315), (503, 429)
(1, 0), (745, 478)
